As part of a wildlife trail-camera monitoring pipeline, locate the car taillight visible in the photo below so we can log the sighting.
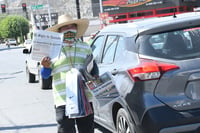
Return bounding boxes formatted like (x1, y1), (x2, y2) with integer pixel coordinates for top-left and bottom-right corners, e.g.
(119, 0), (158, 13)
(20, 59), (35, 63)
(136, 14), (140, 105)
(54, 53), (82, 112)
(128, 59), (179, 81)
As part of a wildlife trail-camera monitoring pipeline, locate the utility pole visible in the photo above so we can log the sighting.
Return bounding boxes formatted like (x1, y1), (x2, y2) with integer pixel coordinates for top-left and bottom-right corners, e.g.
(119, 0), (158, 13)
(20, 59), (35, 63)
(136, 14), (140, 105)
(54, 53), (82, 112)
(76, 0), (83, 40)
(76, 0), (81, 19)
(47, 0), (52, 27)
(99, 0), (103, 13)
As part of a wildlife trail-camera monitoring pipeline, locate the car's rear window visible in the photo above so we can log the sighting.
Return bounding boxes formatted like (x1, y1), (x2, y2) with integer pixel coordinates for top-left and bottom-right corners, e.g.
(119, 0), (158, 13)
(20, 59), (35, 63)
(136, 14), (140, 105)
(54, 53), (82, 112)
(138, 26), (200, 60)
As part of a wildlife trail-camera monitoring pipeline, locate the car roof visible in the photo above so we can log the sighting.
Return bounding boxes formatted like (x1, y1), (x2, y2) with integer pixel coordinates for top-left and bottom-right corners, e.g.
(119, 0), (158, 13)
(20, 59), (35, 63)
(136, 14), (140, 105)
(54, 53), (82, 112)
(99, 12), (200, 37)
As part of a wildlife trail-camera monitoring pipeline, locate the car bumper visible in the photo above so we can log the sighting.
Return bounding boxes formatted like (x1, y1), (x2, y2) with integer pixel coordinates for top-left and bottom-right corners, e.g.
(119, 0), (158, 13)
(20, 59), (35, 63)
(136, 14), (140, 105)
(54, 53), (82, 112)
(139, 105), (200, 133)
(160, 122), (200, 133)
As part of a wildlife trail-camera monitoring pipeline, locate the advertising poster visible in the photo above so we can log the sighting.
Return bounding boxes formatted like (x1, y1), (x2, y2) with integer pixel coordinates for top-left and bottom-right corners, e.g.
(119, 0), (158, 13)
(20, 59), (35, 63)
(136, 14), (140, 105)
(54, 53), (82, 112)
(102, 0), (170, 15)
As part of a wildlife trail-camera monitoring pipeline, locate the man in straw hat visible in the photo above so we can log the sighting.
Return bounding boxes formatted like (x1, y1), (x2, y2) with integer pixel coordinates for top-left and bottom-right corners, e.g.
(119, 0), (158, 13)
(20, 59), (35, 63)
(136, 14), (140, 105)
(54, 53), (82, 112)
(40, 14), (99, 133)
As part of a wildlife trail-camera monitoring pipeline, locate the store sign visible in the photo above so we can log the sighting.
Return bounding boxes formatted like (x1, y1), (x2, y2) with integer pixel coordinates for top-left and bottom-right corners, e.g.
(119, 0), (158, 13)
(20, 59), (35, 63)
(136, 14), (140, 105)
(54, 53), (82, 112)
(34, 13), (58, 23)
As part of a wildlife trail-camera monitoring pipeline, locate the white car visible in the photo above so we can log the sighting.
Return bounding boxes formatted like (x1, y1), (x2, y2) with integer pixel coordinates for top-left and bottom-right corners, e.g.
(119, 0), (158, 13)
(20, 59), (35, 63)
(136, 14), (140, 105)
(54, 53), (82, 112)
(24, 39), (32, 49)
(6, 38), (17, 46)
(22, 45), (52, 89)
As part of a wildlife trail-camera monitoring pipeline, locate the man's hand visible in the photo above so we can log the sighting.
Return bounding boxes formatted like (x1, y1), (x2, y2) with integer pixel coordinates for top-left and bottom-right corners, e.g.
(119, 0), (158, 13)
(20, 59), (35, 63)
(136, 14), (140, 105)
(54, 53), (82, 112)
(41, 57), (51, 68)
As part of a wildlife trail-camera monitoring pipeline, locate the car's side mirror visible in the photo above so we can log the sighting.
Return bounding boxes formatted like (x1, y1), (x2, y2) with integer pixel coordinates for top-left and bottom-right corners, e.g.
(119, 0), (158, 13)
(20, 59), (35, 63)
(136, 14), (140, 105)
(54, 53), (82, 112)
(23, 48), (30, 54)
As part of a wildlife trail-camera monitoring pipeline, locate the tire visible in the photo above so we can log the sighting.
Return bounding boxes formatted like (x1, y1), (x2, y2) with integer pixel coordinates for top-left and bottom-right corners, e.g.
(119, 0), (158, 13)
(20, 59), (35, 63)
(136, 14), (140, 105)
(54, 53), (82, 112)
(26, 66), (35, 83)
(28, 72), (36, 83)
(116, 108), (135, 133)
(41, 76), (52, 89)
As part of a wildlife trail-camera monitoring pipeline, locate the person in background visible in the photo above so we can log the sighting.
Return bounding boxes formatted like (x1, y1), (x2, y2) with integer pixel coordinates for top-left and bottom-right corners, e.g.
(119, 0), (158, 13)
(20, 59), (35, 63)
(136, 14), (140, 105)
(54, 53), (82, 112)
(40, 14), (98, 133)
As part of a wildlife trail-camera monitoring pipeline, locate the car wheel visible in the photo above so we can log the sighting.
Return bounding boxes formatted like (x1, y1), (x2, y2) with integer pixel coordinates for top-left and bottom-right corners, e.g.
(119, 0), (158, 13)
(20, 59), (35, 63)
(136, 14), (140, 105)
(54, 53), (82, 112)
(28, 72), (36, 83)
(26, 66), (35, 83)
(41, 76), (52, 89)
(116, 108), (134, 133)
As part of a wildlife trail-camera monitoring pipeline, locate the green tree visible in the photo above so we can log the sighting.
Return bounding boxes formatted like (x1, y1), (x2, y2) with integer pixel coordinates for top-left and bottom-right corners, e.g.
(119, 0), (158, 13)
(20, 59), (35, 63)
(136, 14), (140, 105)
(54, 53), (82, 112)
(0, 15), (29, 44)
(0, 14), (7, 40)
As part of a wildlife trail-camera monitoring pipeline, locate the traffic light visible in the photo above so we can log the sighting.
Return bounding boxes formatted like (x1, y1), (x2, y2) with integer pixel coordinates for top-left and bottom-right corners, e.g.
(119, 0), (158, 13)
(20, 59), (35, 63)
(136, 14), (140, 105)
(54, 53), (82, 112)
(22, 3), (27, 12)
(1, 4), (6, 13)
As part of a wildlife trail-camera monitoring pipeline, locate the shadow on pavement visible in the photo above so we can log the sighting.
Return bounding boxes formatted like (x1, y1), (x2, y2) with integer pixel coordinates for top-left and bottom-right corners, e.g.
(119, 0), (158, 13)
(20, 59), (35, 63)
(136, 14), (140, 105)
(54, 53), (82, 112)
(95, 123), (112, 133)
(0, 123), (112, 132)
(0, 123), (57, 131)
(0, 45), (24, 51)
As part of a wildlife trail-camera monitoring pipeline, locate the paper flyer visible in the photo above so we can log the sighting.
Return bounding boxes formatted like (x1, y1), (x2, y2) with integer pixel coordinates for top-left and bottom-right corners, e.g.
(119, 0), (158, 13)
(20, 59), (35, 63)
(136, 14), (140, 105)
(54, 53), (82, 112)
(31, 30), (63, 61)
(85, 72), (119, 106)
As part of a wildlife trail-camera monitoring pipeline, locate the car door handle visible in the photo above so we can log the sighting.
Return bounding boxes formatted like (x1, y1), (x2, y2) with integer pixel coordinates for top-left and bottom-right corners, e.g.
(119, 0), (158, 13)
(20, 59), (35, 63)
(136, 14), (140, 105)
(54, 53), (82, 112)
(111, 69), (118, 75)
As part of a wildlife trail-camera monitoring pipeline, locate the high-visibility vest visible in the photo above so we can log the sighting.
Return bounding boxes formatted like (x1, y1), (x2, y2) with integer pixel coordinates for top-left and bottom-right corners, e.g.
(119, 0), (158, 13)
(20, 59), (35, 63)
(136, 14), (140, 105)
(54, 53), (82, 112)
(51, 42), (92, 107)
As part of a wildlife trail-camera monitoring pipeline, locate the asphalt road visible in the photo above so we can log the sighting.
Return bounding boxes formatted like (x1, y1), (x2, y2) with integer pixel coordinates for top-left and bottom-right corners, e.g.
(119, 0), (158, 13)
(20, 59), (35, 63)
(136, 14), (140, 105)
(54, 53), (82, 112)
(0, 45), (111, 133)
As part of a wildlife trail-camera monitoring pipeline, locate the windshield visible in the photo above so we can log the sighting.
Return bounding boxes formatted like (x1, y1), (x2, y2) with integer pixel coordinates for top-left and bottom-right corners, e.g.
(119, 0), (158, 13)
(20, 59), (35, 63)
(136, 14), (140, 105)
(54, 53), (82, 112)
(138, 26), (200, 60)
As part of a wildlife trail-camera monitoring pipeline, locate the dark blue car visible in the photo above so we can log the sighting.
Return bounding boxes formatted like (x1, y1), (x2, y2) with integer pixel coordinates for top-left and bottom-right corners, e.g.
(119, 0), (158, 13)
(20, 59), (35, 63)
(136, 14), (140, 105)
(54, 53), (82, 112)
(91, 12), (200, 133)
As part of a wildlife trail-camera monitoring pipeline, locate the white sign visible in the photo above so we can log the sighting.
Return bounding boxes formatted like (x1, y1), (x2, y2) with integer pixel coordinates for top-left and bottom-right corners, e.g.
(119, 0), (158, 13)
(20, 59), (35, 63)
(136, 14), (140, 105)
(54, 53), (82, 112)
(31, 30), (63, 61)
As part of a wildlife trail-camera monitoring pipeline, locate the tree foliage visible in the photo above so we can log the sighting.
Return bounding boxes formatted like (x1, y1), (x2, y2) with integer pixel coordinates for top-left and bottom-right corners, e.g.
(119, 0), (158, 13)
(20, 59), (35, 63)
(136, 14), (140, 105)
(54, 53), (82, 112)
(0, 15), (29, 42)
(0, 15), (7, 39)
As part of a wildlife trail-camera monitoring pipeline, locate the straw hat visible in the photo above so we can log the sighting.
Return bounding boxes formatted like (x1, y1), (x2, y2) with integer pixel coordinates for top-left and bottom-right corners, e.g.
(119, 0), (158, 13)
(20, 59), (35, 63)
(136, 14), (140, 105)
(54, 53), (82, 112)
(46, 14), (89, 38)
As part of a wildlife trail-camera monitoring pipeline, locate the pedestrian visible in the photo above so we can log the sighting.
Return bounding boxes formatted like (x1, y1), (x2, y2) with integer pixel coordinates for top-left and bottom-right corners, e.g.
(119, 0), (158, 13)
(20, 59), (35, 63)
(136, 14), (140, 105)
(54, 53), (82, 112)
(40, 14), (99, 133)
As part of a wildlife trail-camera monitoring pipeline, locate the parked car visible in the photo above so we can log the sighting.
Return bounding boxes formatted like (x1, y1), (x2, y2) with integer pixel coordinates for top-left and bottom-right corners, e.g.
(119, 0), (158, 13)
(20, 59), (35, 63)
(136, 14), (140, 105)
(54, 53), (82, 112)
(91, 12), (200, 133)
(6, 38), (17, 46)
(24, 39), (32, 49)
(22, 45), (52, 89)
